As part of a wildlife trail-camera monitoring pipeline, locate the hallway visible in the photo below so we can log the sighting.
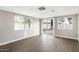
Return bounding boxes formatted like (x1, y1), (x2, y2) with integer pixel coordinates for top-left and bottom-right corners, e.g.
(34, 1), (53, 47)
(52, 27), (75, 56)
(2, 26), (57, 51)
(0, 33), (79, 52)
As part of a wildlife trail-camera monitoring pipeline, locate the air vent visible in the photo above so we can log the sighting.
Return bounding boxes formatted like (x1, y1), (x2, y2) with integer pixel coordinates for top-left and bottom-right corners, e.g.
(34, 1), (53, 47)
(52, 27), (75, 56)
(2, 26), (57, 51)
(38, 7), (46, 11)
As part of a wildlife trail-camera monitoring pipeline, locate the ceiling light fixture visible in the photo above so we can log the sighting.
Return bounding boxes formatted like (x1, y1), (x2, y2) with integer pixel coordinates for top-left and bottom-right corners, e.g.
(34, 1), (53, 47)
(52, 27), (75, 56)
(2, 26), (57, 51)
(51, 10), (55, 12)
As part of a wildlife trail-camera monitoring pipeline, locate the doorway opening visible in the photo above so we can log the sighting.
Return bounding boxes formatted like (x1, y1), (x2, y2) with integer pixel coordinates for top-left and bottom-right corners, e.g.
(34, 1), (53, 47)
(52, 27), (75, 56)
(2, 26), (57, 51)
(41, 18), (55, 35)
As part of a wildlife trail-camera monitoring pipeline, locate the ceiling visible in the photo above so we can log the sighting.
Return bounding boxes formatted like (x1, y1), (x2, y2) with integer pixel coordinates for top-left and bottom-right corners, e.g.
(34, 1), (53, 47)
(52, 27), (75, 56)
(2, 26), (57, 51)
(0, 6), (79, 18)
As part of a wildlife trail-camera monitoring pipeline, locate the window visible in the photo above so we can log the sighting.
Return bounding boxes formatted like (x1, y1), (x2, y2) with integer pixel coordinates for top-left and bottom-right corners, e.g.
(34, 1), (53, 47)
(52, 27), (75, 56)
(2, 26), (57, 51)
(58, 17), (73, 30)
(14, 15), (25, 31)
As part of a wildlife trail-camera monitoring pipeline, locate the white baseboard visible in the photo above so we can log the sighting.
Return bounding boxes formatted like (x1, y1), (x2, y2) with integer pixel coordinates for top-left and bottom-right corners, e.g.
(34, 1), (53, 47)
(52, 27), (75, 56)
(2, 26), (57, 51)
(77, 39), (79, 42)
(0, 34), (40, 46)
(54, 35), (78, 40)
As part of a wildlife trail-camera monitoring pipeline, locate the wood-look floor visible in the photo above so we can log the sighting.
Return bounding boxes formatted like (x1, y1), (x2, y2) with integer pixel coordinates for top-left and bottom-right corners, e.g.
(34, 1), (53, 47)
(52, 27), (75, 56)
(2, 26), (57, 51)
(0, 32), (79, 52)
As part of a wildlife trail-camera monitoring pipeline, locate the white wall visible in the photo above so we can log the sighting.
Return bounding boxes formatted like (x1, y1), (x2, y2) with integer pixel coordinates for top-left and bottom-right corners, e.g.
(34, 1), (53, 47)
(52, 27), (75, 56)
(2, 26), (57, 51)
(0, 11), (40, 45)
(78, 14), (79, 41)
(54, 14), (78, 40)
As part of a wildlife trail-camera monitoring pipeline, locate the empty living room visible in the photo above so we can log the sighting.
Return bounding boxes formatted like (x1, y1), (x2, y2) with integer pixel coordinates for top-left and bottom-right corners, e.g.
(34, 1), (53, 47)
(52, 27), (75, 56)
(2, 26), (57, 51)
(1, 0), (79, 59)
(0, 6), (79, 52)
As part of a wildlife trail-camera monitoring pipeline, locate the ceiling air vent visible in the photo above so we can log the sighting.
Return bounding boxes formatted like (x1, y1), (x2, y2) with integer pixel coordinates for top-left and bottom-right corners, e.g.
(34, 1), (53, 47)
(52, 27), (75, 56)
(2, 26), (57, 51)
(38, 7), (46, 11)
